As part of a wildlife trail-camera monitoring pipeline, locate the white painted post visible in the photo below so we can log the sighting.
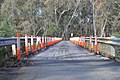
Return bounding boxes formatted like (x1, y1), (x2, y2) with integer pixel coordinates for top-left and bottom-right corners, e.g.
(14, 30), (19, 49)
(31, 35), (34, 54)
(12, 44), (16, 55)
(25, 34), (28, 56)
(17, 33), (21, 60)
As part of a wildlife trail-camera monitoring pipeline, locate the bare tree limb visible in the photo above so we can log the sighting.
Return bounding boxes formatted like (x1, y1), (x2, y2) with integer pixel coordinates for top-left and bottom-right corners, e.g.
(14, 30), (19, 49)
(35, 27), (43, 36)
(114, 1), (120, 7)
(101, 16), (108, 37)
(62, 0), (81, 39)
(55, 8), (70, 27)
(58, 9), (70, 25)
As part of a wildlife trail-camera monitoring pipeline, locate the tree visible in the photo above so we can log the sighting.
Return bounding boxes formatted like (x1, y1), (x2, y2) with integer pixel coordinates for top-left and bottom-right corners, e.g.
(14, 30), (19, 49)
(0, 0), (120, 38)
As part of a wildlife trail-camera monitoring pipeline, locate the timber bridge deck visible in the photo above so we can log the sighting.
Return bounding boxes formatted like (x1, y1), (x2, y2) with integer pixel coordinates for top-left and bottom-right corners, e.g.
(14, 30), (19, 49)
(0, 41), (120, 80)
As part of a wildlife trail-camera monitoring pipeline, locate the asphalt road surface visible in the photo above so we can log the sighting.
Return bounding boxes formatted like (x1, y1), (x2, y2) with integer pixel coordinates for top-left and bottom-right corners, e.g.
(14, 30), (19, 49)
(0, 41), (120, 80)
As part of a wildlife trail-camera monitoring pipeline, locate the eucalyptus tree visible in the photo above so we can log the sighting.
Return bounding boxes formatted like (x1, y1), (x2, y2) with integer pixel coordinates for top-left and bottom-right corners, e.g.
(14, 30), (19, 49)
(0, 0), (120, 38)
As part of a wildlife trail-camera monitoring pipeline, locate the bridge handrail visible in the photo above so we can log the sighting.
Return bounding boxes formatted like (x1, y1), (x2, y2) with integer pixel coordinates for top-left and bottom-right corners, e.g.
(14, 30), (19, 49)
(70, 37), (120, 46)
(0, 37), (62, 46)
(0, 35), (62, 61)
(0, 37), (30, 46)
(85, 37), (120, 46)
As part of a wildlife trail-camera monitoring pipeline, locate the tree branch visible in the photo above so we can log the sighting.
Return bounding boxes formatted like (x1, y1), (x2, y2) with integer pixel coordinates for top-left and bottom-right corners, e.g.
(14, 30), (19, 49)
(55, 8), (70, 27)
(58, 9), (70, 25)
(62, 0), (81, 39)
(35, 27), (42, 36)
(101, 16), (108, 37)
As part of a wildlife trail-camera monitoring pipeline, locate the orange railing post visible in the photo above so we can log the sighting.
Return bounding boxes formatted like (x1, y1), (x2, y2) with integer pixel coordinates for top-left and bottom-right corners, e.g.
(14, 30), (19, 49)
(94, 35), (99, 54)
(17, 33), (21, 60)
(25, 34), (28, 56)
(83, 36), (86, 49)
(31, 35), (34, 54)
(80, 37), (82, 46)
(36, 36), (39, 51)
(81, 36), (84, 47)
(39, 37), (42, 50)
(89, 35), (93, 52)
(46, 37), (49, 46)
(41, 36), (44, 49)
(45, 36), (47, 49)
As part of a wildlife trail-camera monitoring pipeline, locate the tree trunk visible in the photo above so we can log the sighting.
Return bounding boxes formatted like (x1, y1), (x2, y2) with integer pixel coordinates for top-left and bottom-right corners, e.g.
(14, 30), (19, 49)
(93, 1), (97, 37)
(101, 16), (108, 37)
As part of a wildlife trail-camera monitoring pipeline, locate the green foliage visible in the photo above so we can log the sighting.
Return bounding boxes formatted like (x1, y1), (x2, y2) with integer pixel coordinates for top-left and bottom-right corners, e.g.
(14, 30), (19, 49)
(42, 7), (48, 12)
(44, 23), (58, 36)
(0, 18), (16, 37)
(112, 32), (120, 38)
(0, 0), (120, 38)
(0, 46), (12, 60)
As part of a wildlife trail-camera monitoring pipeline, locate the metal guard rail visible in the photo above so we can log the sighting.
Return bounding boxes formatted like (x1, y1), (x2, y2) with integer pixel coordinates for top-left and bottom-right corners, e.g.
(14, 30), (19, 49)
(0, 36), (62, 61)
(70, 37), (120, 60)
(85, 37), (120, 46)
(0, 37), (62, 46)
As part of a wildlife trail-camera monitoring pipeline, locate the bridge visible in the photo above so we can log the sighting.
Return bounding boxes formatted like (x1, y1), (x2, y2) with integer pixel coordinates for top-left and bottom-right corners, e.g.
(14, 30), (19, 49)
(0, 34), (120, 80)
